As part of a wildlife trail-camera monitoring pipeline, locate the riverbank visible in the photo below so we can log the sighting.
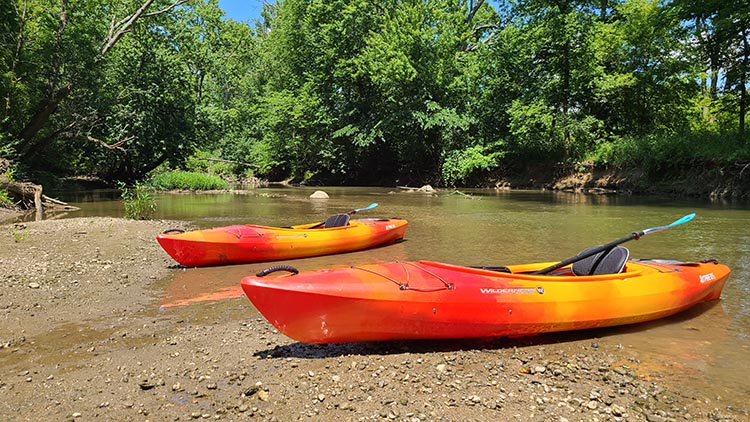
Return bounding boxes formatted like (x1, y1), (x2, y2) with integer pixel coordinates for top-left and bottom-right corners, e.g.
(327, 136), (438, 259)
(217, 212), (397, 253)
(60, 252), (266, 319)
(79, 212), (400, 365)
(491, 161), (750, 200)
(0, 217), (746, 421)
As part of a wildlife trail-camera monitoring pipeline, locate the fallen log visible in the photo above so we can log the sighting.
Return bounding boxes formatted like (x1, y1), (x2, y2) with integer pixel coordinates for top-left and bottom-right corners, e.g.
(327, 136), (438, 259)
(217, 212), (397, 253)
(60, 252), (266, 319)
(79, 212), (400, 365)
(1, 176), (80, 215)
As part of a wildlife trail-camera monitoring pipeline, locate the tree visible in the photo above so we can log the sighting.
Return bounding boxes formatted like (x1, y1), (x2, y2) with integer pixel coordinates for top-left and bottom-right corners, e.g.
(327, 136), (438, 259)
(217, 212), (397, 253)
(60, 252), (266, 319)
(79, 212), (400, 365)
(671, 0), (750, 138)
(250, 0), (478, 184)
(1, 0), (189, 180)
(489, 0), (604, 160)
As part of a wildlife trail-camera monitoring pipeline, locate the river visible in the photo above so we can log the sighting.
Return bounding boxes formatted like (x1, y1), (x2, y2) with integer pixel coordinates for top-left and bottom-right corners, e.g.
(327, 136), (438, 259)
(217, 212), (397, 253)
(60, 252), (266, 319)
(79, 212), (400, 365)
(53, 186), (750, 405)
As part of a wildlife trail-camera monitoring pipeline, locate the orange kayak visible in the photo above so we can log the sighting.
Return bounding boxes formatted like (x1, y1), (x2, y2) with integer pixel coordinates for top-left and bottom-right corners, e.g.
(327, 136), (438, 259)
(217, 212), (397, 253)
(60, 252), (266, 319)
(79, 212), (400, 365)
(156, 218), (408, 267)
(241, 258), (730, 343)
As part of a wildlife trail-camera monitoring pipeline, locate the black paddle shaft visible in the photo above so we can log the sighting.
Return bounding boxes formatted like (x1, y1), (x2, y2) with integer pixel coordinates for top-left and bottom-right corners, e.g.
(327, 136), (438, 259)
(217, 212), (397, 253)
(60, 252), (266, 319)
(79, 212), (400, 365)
(532, 231), (643, 275)
(529, 213), (696, 276)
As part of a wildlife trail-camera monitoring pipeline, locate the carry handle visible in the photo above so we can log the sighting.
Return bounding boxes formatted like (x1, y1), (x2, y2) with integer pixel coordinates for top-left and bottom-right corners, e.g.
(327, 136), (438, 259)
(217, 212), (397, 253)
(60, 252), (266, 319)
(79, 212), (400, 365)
(256, 265), (300, 277)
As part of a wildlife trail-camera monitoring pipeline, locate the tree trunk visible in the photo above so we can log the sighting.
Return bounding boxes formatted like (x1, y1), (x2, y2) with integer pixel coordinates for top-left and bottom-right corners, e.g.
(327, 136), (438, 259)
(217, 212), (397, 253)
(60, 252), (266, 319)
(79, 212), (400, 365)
(16, 0), (70, 154)
(17, 83), (72, 157)
(740, 27), (748, 140)
(562, 38), (571, 157)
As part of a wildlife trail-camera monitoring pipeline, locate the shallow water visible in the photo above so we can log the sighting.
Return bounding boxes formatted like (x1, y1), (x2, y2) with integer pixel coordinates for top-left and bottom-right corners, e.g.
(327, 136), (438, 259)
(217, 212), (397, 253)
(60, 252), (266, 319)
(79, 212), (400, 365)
(55, 186), (750, 404)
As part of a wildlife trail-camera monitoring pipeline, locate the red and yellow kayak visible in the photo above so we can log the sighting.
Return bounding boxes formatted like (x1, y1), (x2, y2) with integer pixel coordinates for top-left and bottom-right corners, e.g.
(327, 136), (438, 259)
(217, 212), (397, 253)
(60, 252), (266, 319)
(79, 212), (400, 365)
(241, 258), (730, 343)
(156, 218), (408, 267)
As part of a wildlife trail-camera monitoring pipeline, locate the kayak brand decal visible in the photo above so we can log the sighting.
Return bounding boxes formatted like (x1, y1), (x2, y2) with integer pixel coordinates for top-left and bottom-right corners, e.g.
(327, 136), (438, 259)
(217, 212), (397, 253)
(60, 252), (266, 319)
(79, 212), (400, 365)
(699, 272), (716, 283)
(480, 287), (544, 295)
(385, 224), (397, 230)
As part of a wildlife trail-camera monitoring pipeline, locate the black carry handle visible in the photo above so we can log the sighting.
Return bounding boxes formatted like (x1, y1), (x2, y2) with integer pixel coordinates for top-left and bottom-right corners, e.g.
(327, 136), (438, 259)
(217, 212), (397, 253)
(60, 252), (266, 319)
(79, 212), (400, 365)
(161, 228), (185, 234)
(256, 265), (300, 277)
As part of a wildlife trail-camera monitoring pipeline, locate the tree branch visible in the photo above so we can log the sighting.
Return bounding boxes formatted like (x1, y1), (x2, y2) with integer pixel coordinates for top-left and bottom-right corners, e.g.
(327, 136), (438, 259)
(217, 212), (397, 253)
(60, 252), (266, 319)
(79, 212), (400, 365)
(467, 0), (486, 24)
(84, 135), (135, 153)
(100, 0), (188, 55)
(194, 157), (259, 168)
(143, 0), (188, 18)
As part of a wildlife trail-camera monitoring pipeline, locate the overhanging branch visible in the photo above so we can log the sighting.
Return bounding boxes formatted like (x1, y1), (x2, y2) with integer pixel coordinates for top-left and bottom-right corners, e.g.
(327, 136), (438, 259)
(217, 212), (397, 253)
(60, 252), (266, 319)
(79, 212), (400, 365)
(100, 0), (189, 55)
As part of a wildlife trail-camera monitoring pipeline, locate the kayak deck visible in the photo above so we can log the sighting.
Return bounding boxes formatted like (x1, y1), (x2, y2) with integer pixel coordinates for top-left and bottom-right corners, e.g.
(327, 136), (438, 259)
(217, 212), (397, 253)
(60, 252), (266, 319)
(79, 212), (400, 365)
(241, 259), (730, 343)
(156, 218), (408, 267)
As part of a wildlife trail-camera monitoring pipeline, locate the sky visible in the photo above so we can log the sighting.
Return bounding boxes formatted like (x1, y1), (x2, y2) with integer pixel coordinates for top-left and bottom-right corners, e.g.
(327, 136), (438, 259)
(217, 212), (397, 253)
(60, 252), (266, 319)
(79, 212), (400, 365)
(217, 0), (267, 22)
(216, 1), (501, 23)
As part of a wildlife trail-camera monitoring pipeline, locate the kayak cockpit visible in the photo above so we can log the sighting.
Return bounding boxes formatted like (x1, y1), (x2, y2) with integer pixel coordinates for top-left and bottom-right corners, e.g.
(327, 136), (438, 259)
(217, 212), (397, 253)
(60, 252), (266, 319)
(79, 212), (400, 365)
(468, 246), (631, 277)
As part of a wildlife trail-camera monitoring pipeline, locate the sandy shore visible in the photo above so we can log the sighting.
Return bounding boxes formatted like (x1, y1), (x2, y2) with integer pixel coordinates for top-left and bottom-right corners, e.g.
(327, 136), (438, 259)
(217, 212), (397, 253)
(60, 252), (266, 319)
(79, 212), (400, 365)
(0, 217), (746, 421)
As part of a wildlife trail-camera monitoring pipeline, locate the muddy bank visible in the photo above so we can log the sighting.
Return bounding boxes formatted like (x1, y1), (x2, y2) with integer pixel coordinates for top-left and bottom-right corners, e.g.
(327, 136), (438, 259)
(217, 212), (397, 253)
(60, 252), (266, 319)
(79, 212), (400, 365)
(494, 163), (750, 200)
(0, 218), (747, 421)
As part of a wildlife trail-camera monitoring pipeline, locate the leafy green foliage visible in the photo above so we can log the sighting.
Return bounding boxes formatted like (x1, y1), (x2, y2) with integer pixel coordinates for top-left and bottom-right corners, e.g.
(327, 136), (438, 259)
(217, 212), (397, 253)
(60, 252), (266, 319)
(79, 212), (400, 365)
(442, 144), (505, 187)
(148, 171), (229, 191)
(0, 157), (15, 208)
(0, 0), (748, 189)
(0, 189), (12, 207)
(12, 226), (28, 243)
(590, 132), (750, 176)
(184, 151), (236, 179)
(119, 182), (156, 220)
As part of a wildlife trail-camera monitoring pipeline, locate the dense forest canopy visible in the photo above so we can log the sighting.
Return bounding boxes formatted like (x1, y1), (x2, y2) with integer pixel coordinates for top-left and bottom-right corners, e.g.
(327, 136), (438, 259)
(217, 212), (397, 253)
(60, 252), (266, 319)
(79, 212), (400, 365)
(0, 0), (748, 188)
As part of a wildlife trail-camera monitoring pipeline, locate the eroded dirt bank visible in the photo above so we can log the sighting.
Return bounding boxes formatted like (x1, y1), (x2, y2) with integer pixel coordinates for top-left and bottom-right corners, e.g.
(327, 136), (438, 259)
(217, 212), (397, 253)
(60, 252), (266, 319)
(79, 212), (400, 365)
(495, 163), (750, 200)
(0, 218), (747, 421)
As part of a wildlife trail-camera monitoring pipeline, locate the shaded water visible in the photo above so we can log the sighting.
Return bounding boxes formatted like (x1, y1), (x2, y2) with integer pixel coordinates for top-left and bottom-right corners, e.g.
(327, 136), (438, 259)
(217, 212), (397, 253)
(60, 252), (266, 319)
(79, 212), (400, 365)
(57, 186), (750, 403)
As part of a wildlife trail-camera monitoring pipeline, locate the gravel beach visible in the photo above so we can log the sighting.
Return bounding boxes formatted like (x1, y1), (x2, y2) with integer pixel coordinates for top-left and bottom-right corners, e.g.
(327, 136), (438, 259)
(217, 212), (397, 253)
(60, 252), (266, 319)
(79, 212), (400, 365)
(0, 217), (746, 421)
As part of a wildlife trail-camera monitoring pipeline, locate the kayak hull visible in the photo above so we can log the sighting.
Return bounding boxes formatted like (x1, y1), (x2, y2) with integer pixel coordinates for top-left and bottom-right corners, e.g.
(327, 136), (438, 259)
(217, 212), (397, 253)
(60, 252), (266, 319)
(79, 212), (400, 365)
(240, 259), (730, 343)
(156, 218), (408, 267)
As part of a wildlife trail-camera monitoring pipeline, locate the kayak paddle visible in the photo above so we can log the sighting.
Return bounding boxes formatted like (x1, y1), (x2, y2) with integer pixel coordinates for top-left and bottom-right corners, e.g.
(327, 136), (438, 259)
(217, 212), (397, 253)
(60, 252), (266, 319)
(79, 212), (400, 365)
(347, 203), (378, 215)
(532, 213), (696, 275)
(308, 203), (380, 229)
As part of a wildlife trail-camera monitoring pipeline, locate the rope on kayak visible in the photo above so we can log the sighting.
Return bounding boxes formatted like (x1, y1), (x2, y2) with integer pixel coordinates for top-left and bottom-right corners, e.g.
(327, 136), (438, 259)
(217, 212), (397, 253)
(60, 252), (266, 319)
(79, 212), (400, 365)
(351, 261), (453, 292)
(404, 262), (453, 290)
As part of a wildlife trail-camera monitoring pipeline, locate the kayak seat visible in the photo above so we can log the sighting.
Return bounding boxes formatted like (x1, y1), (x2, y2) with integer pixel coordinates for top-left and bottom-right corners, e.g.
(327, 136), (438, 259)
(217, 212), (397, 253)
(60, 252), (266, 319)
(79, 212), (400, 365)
(324, 213), (350, 228)
(572, 246), (630, 276)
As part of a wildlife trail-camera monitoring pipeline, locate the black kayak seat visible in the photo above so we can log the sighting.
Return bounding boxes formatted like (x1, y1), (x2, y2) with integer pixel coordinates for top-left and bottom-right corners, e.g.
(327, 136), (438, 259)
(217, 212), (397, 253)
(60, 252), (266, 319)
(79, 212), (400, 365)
(324, 213), (350, 228)
(571, 246), (630, 276)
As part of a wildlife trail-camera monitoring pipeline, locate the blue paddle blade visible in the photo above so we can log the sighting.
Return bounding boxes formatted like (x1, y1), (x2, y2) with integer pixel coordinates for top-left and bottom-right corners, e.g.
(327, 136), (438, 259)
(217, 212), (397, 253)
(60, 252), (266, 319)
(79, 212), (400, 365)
(349, 203), (378, 214)
(669, 212), (695, 226)
(643, 213), (695, 235)
(357, 203), (378, 212)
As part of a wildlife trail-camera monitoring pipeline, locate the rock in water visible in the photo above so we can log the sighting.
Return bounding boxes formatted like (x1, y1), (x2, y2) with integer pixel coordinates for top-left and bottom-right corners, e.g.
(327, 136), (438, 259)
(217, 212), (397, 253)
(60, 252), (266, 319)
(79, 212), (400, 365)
(309, 190), (329, 199)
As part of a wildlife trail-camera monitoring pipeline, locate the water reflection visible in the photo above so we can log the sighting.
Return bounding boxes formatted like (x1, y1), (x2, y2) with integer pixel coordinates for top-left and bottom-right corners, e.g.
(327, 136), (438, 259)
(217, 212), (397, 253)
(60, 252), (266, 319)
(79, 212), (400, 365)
(157, 238), (411, 309)
(159, 265), (249, 309)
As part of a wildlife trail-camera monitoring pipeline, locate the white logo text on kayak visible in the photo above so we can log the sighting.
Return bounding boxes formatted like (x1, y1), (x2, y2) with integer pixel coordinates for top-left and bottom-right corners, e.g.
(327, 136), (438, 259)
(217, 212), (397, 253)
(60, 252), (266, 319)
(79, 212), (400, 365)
(480, 287), (538, 295)
(699, 273), (716, 283)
